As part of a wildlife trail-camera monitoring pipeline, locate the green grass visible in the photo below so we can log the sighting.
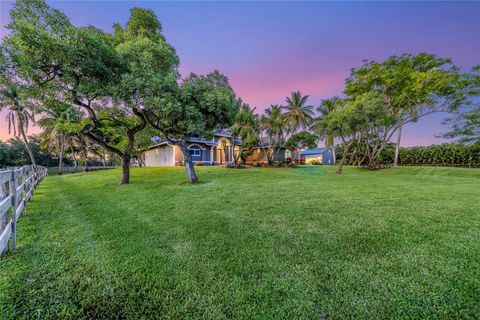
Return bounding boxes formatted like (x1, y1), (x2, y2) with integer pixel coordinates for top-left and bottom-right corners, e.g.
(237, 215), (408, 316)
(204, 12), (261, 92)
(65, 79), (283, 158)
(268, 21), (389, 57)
(1, 166), (479, 319)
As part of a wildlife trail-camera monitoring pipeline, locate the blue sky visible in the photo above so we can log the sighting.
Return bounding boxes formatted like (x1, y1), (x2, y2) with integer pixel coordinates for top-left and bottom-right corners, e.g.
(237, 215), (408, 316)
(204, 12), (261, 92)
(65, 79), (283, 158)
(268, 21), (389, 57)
(1, 1), (479, 145)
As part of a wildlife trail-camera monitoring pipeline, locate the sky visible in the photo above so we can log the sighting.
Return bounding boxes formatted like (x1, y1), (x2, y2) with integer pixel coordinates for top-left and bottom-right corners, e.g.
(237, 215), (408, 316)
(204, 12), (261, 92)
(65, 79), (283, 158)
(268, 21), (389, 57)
(0, 1), (479, 146)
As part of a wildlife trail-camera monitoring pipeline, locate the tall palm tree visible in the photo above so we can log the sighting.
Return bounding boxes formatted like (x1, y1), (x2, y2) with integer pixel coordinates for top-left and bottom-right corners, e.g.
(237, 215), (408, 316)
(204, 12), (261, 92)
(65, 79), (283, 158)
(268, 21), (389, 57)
(0, 84), (36, 166)
(311, 96), (342, 148)
(282, 91), (314, 134)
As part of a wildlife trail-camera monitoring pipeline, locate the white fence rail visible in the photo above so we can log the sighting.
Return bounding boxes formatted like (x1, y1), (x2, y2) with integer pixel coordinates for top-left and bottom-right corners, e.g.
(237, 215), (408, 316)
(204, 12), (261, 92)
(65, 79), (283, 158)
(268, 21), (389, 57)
(0, 165), (48, 255)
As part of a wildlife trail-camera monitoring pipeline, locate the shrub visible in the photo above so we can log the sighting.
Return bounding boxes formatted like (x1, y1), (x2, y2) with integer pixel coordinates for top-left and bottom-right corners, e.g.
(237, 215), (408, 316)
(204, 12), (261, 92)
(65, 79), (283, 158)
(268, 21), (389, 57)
(309, 160), (321, 165)
(225, 161), (244, 169)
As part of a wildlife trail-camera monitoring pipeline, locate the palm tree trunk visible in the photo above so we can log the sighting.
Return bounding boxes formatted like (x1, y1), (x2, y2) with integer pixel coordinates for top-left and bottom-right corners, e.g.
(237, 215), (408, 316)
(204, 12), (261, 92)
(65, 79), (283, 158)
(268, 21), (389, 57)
(18, 119), (36, 166)
(394, 125), (403, 167)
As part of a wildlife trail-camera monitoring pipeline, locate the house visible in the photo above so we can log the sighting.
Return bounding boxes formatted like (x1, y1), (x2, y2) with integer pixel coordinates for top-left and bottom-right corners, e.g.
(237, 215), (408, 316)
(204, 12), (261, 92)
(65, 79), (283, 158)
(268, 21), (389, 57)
(300, 148), (336, 165)
(142, 131), (240, 166)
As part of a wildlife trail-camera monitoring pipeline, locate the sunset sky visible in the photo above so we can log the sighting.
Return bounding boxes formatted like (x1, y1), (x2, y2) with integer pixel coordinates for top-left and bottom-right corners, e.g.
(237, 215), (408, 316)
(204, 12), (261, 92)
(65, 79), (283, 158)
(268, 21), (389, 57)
(1, 1), (479, 146)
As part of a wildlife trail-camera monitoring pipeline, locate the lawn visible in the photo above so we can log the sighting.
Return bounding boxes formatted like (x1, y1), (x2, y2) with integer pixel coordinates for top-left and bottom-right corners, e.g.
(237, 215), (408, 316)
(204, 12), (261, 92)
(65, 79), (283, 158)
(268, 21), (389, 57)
(1, 166), (479, 319)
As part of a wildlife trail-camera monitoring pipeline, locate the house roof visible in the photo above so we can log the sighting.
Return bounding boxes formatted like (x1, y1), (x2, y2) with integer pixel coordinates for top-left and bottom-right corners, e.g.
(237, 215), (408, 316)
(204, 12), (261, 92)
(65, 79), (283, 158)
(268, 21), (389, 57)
(300, 148), (330, 156)
(148, 130), (238, 149)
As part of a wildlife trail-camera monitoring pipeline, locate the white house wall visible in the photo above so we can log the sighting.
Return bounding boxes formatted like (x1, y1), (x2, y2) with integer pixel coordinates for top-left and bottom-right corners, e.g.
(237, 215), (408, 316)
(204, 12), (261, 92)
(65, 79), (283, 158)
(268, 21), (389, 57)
(144, 146), (175, 166)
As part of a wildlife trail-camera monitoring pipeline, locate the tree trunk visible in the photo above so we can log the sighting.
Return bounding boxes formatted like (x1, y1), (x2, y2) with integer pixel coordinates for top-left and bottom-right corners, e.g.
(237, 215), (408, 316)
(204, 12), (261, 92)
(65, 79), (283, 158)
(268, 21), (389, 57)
(179, 142), (199, 183)
(336, 142), (350, 175)
(348, 147), (357, 165)
(120, 154), (131, 184)
(70, 145), (77, 173)
(81, 143), (88, 172)
(19, 122), (36, 166)
(394, 125), (403, 167)
(102, 151), (106, 167)
(58, 138), (64, 175)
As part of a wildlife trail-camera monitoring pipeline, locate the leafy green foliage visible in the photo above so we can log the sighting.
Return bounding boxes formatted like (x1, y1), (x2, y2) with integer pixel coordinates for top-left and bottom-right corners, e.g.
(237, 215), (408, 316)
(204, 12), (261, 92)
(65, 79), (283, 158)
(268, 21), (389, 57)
(0, 135), (67, 167)
(443, 105), (480, 145)
(284, 131), (318, 161)
(230, 103), (259, 164)
(282, 91), (314, 133)
(311, 96), (343, 148)
(336, 143), (480, 167)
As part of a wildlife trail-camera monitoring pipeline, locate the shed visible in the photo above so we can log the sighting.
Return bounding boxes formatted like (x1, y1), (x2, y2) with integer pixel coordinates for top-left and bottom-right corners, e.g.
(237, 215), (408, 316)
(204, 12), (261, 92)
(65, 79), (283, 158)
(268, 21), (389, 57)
(300, 148), (335, 165)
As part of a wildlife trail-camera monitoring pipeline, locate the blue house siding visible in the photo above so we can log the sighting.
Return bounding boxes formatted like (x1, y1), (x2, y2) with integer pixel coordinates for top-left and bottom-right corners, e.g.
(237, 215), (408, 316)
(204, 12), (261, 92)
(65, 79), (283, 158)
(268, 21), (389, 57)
(300, 148), (335, 165)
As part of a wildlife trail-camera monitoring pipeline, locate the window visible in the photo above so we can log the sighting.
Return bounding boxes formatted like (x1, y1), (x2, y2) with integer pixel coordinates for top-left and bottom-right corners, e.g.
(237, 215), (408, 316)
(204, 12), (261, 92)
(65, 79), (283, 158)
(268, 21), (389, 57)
(189, 147), (201, 156)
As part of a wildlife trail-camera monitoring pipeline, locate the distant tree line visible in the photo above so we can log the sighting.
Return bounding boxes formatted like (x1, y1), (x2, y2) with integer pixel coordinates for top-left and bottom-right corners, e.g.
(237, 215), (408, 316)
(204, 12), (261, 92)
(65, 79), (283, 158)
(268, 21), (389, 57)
(0, 135), (116, 169)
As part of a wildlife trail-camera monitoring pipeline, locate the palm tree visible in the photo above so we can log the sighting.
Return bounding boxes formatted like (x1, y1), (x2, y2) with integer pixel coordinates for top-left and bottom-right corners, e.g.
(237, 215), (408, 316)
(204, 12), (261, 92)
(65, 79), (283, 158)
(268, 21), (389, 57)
(230, 103), (259, 165)
(0, 84), (36, 166)
(38, 103), (80, 174)
(282, 91), (314, 134)
(260, 105), (286, 164)
(311, 96), (342, 148)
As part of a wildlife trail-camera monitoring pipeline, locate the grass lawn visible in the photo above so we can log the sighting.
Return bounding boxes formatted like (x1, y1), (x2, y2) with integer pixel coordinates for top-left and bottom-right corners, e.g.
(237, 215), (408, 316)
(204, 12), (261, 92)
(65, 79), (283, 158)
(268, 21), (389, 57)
(1, 166), (479, 319)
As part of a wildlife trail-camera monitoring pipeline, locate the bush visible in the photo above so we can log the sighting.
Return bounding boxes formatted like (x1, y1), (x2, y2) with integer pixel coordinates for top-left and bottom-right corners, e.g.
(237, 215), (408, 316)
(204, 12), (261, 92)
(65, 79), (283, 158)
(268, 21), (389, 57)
(309, 160), (321, 165)
(225, 161), (244, 169)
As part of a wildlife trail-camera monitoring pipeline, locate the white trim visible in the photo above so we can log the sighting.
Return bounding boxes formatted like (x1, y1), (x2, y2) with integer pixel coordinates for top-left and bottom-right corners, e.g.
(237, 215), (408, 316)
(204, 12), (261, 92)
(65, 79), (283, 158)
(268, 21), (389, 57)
(188, 143), (206, 151)
(189, 148), (201, 156)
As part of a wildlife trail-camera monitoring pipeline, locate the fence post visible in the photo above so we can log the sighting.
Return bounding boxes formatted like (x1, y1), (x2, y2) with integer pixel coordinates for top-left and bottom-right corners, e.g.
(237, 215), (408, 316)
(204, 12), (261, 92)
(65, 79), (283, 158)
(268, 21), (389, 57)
(10, 169), (18, 252)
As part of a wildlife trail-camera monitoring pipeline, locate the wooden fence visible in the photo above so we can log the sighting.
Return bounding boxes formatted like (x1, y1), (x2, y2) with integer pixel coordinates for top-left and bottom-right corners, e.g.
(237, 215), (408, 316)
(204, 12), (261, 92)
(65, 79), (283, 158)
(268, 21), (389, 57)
(0, 165), (48, 255)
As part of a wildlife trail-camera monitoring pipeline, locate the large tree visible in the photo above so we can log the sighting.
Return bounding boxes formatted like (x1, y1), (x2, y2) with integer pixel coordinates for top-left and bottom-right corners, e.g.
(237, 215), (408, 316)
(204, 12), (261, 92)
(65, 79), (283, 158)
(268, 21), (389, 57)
(3, 1), (176, 183)
(146, 71), (241, 182)
(345, 53), (474, 167)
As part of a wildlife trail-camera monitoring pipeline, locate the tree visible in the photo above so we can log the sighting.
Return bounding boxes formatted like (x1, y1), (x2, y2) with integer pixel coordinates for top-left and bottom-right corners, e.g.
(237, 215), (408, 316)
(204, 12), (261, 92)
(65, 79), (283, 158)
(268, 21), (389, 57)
(284, 131), (318, 162)
(345, 53), (474, 167)
(320, 96), (377, 174)
(282, 91), (314, 134)
(230, 104), (259, 166)
(442, 106), (480, 145)
(311, 96), (342, 148)
(146, 71), (241, 182)
(260, 105), (287, 164)
(3, 1), (169, 184)
(0, 82), (36, 166)
(442, 66), (480, 145)
(38, 102), (80, 174)
(0, 135), (60, 168)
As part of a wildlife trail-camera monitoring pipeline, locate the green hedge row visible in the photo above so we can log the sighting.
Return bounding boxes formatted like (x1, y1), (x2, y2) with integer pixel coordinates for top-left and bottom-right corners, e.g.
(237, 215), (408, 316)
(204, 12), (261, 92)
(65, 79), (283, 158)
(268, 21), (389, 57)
(336, 143), (480, 167)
